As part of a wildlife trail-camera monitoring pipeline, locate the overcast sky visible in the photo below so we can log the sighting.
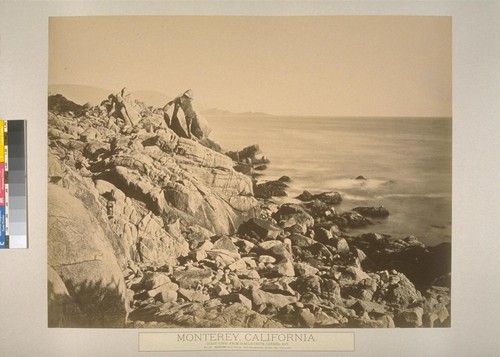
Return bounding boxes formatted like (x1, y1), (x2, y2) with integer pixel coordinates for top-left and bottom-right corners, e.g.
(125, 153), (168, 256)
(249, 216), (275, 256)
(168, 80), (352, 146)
(49, 16), (451, 117)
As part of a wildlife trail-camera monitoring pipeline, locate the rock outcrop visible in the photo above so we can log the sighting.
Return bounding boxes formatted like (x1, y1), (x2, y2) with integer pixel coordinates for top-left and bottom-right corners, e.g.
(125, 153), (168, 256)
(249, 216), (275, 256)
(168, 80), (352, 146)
(47, 93), (451, 329)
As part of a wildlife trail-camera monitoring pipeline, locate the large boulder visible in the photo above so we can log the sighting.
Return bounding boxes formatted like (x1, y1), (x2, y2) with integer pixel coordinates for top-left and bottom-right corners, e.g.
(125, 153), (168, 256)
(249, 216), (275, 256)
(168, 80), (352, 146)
(48, 266), (83, 327)
(254, 176), (290, 199)
(48, 184), (128, 327)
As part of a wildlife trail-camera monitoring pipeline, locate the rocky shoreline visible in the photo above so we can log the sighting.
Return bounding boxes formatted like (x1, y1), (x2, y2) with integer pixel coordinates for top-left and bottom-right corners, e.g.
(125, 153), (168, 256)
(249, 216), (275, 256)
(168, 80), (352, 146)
(48, 93), (451, 329)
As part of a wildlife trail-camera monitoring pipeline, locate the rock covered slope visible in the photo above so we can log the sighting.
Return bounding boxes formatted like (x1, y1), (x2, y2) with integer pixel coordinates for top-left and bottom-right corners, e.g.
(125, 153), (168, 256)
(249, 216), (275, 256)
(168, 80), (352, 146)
(47, 93), (450, 328)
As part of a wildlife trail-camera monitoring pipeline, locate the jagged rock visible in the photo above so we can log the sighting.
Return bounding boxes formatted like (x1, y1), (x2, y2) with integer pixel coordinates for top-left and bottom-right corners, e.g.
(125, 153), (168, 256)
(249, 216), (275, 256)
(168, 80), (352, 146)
(272, 204), (314, 231)
(221, 293), (253, 310)
(178, 288), (210, 302)
(292, 275), (322, 295)
(299, 292), (322, 306)
(189, 248), (208, 262)
(147, 282), (179, 299)
(254, 177), (290, 199)
(48, 150), (66, 181)
(228, 259), (247, 272)
(347, 317), (389, 328)
(246, 269), (261, 280)
(314, 310), (340, 326)
(206, 249), (241, 266)
(146, 301), (283, 328)
(257, 241), (293, 261)
(232, 237), (255, 253)
(346, 266), (371, 283)
(383, 273), (423, 307)
(296, 190), (314, 201)
(288, 234), (315, 248)
(185, 225), (213, 247)
(298, 308), (316, 328)
(334, 211), (373, 228)
(336, 238), (350, 255)
(353, 300), (387, 315)
(395, 307), (424, 327)
(158, 287), (179, 303)
(136, 212), (190, 266)
(141, 272), (171, 290)
(213, 236), (239, 253)
(320, 278), (341, 299)
(294, 262), (319, 276)
(260, 280), (296, 296)
(141, 130), (179, 153)
(249, 287), (297, 309)
(271, 258), (295, 277)
(313, 191), (342, 204)
(259, 255), (276, 264)
(48, 184), (128, 327)
(313, 226), (333, 243)
(402, 235), (426, 247)
(238, 218), (282, 240)
(212, 282), (230, 296)
(352, 206), (390, 218)
(226, 144), (263, 163)
(173, 267), (213, 289)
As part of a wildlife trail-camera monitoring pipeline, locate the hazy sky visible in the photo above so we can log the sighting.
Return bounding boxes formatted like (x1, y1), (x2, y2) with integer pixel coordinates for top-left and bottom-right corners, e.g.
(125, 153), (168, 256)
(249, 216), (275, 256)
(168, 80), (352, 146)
(49, 16), (451, 117)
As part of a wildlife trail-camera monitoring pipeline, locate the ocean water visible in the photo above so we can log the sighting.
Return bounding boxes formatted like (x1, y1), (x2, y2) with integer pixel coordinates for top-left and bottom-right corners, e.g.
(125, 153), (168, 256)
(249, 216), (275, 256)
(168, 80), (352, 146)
(208, 116), (452, 246)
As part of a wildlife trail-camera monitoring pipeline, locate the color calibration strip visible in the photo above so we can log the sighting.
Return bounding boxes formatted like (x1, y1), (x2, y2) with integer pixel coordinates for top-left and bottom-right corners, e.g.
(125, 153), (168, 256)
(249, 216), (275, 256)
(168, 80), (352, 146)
(0, 120), (27, 249)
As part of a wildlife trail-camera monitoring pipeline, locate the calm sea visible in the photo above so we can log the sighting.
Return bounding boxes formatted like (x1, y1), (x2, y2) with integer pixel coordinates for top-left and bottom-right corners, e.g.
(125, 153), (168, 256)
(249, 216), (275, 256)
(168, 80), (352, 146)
(208, 115), (452, 246)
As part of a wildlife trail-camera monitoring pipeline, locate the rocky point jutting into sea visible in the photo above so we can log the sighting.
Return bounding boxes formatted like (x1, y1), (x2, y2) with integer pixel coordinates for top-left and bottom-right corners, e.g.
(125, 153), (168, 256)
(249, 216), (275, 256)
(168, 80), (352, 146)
(47, 91), (451, 329)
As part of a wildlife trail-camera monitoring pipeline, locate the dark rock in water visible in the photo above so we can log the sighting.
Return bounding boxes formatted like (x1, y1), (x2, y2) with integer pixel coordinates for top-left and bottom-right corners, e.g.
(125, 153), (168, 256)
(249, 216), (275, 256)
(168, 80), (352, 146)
(401, 235), (425, 248)
(332, 211), (373, 229)
(238, 218), (282, 240)
(313, 191), (342, 205)
(254, 178), (289, 199)
(296, 190), (313, 201)
(278, 175), (292, 183)
(370, 242), (451, 290)
(233, 163), (253, 175)
(356, 175), (367, 180)
(226, 144), (262, 163)
(352, 206), (390, 218)
(297, 190), (342, 204)
(254, 164), (267, 171)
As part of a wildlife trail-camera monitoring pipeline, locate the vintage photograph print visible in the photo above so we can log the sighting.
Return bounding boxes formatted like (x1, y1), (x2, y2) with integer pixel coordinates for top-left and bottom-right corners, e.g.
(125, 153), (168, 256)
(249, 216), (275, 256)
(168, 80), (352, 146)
(48, 16), (451, 328)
